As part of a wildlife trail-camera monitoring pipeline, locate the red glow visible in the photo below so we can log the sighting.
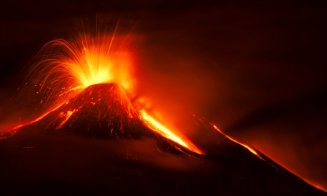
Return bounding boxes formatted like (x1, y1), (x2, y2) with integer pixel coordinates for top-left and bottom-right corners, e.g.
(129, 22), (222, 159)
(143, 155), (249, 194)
(0, 31), (325, 192)
(211, 123), (326, 192)
(140, 109), (204, 155)
(255, 149), (327, 193)
(57, 109), (77, 129)
(3, 32), (204, 155)
(10, 102), (67, 132)
(211, 124), (262, 159)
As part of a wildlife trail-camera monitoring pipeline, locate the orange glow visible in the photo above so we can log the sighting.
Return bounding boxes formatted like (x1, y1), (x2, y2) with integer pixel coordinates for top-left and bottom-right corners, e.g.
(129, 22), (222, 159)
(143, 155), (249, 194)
(254, 149), (327, 192)
(2, 32), (205, 155)
(10, 102), (67, 132)
(211, 123), (327, 192)
(1, 31), (326, 192)
(31, 33), (135, 99)
(140, 110), (204, 155)
(63, 40), (133, 90)
(211, 124), (262, 159)
(57, 109), (77, 129)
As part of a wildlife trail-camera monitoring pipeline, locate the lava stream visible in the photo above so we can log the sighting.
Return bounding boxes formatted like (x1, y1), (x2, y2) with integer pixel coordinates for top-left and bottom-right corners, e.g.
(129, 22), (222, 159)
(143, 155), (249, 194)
(211, 123), (326, 192)
(140, 109), (204, 155)
(211, 124), (262, 159)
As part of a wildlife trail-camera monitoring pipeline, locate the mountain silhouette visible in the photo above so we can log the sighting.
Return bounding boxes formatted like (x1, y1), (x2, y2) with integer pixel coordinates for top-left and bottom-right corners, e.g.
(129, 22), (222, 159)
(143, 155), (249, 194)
(0, 83), (325, 195)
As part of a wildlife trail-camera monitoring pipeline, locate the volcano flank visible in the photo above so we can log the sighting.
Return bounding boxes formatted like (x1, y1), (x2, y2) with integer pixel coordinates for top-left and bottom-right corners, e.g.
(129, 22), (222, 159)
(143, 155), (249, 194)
(0, 84), (325, 195)
(7, 83), (202, 155)
(32, 83), (143, 137)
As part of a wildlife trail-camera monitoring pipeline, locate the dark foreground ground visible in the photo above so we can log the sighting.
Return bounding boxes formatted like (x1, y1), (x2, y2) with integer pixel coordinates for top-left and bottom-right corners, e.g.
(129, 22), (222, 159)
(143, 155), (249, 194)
(0, 127), (324, 196)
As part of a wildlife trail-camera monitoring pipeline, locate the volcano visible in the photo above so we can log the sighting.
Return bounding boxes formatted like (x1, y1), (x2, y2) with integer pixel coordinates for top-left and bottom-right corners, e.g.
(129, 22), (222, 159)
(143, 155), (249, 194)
(0, 30), (325, 195)
(25, 83), (145, 138)
(0, 84), (325, 195)
(5, 83), (203, 155)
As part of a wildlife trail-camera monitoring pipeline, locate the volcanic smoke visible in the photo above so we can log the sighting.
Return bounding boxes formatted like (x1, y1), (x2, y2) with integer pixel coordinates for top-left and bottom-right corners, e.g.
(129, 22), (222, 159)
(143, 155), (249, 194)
(0, 30), (325, 193)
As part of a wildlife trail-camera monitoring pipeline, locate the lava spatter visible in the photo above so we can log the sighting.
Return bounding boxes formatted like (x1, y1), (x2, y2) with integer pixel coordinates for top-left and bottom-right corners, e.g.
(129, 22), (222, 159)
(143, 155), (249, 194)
(4, 32), (204, 155)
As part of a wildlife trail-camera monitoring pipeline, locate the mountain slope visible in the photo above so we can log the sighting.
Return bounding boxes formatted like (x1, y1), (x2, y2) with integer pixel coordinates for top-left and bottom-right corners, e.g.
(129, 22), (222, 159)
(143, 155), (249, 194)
(0, 83), (325, 195)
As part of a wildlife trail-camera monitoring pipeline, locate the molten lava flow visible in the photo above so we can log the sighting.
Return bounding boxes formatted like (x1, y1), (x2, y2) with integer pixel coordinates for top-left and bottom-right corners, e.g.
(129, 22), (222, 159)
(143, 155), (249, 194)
(10, 102), (67, 132)
(57, 110), (77, 129)
(211, 123), (327, 192)
(2, 32), (205, 155)
(140, 110), (204, 155)
(211, 124), (262, 159)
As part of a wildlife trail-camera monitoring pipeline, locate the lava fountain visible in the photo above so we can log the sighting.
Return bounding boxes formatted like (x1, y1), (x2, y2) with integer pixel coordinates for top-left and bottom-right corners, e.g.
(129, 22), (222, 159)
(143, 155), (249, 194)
(3, 32), (204, 155)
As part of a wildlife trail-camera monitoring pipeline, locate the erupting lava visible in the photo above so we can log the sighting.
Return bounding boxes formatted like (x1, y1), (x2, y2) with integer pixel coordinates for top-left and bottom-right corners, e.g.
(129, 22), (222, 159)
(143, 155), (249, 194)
(32, 34), (134, 93)
(1, 30), (325, 193)
(4, 32), (204, 155)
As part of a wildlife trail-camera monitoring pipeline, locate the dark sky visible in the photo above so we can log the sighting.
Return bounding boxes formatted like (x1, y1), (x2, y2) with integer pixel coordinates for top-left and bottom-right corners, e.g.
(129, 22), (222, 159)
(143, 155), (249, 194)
(0, 0), (326, 190)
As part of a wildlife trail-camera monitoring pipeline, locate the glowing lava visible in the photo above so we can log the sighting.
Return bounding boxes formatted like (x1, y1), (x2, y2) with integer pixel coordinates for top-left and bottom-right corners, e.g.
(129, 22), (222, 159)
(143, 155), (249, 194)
(11, 102), (67, 132)
(29, 33), (135, 103)
(140, 110), (204, 155)
(57, 109), (77, 129)
(211, 124), (262, 159)
(211, 123), (326, 192)
(4, 32), (204, 155)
